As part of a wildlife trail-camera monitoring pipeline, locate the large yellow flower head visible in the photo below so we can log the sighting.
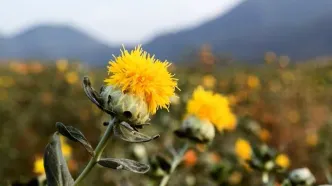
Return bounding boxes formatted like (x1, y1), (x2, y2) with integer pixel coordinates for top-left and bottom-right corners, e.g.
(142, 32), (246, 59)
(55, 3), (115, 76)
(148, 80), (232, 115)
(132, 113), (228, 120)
(104, 45), (177, 114)
(187, 86), (237, 131)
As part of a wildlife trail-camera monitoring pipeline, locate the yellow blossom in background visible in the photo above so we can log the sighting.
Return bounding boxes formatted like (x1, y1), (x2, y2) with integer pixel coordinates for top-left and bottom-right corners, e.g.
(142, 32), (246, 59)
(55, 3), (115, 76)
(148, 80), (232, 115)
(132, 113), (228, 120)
(0, 91), (8, 101)
(60, 136), (72, 158)
(65, 71), (79, 84)
(228, 171), (243, 185)
(235, 138), (252, 161)
(227, 95), (238, 106)
(29, 62), (44, 74)
(33, 156), (45, 175)
(40, 92), (53, 106)
(187, 86), (237, 132)
(0, 76), (15, 88)
(247, 75), (260, 89)
(56, 59), (69, 72)
(196, 143), (207, 152)
(259, 128), (271, 142)
(275, 154), (290, 169)
(264, 52), (277, 64)
(202, 75), (216, 89)
(287, 110), (300, 124)
(104, 45), (178, 114)
(10, 62), (29, 75)
(306, 133), (318, 147)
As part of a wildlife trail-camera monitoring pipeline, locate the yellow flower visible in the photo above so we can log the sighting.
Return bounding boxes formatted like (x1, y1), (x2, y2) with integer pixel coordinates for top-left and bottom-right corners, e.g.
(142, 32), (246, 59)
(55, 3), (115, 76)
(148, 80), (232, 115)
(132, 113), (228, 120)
(275, 154), (290, 169)
(235, 138), (251, 161)
(33, 156), (45, 175)
(259, 128), (271, 142)
(104, 45), (177, 114)
(60, 136), (72, 158)
(65, 71), (79, 84)
(187, 86), (237, 132)
(29, 62), (44, 74)
(247, 75), (260, 89)
(0, 76), (15, 88)
(202, 75), (216, 89)
(306, 133), (318, 147)
(228, 171), (243, 185)
(56, 59), (68, 72)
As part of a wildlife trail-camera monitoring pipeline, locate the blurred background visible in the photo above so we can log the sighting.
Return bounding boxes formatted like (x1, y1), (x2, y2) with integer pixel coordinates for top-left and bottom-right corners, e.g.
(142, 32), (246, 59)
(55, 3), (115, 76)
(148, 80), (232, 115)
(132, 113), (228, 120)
(1, 0), (332, 185)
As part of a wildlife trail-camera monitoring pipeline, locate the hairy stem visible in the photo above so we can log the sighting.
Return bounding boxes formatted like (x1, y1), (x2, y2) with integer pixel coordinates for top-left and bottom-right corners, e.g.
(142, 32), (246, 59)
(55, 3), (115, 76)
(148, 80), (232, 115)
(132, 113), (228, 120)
(159, 142), (189, 186)
(73, 117), (117, 186)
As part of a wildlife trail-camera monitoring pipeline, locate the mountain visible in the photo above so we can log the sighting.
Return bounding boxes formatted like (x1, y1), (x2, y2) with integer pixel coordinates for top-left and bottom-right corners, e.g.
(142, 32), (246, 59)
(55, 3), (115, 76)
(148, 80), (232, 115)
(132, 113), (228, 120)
(144, 0), (332, 62)
(0, 25), (117, 65)
(1, 1), (332, 64)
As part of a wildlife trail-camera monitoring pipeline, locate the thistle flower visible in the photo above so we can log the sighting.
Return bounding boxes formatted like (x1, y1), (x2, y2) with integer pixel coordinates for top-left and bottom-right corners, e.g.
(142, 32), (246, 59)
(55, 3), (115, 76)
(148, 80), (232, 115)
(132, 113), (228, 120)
(187, 86), (237, 132)
(104, 45), (177, 115)
(235, 138), (252, 161)
(275, 154), (290, 169)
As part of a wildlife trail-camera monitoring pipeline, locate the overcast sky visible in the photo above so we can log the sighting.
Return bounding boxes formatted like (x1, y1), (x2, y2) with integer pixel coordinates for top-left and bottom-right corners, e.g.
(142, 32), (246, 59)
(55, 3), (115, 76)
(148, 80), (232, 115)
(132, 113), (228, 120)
(0, 0), (243, 45)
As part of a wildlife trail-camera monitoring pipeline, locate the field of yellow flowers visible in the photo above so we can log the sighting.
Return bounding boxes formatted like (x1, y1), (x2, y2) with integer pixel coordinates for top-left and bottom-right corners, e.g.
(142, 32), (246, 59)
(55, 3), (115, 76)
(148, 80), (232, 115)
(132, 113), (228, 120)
(1, 51), (332, 186)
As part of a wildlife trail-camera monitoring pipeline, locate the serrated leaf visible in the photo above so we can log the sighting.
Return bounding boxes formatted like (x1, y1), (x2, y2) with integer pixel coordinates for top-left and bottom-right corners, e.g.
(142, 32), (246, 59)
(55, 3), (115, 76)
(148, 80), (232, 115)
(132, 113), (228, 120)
(44, 133), (74, 186)
(113, 122), (159, 143)
(98, 158), (150, 174)
(56, 122), (95, 156)
(82, 76), (115, 116)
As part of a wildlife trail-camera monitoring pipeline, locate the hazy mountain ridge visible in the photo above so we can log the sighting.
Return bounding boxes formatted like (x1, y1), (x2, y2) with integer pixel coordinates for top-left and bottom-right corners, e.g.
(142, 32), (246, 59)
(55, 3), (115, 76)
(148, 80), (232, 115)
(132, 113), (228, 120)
(1, 1), (332, 64)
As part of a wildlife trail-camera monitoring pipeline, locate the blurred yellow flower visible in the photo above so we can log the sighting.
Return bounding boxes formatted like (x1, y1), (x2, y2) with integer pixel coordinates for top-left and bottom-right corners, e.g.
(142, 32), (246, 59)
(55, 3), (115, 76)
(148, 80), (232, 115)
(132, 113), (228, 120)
(247, 75), (260, 89)
(235, 138), (251, 161)
(56, 59), (69, 72)
(187, 86), (237, 132)
(228, 171), (243, 185)
(10, 62), (29, 75)
(0, 91), (8, 101)
(40, 92), (53, 106)
(202, 75), (216, 89)
(65, 71), (79, 84)
(306, 133), (318, 147)
(0, 76), (15, 88)
(104, 45), (178, 114)
(259, 128), (271, 142)
(29, 62), (44, 74)
(264, 52), (277, 64)
(33, 156), (45, 175)
(60, 136), (72, 158)
(275, 154), (290, 169)
(287, 110), (300, 124)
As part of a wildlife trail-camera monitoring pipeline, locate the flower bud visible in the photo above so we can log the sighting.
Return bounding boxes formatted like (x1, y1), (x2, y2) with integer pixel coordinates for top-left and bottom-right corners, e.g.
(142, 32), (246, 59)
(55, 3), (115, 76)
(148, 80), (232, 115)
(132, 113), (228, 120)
(289, 168), (316, 185)
(100, 85), (150, 126)
(174, 115), (215, 143)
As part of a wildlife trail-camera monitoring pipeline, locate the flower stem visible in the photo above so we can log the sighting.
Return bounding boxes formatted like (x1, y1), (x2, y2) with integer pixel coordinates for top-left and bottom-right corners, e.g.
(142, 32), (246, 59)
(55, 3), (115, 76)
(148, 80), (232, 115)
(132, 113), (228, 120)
(73, 118), (117, 186)
(159, 142), (189, 186)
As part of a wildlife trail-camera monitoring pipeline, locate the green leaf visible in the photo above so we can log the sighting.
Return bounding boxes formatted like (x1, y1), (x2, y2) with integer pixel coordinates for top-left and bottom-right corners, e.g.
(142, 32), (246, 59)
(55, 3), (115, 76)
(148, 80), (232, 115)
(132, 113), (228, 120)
(44, 133), (74, 186)
(98, 158), (150, 174)
(113, 122), (159, 143)
(56, 122), (95, 156)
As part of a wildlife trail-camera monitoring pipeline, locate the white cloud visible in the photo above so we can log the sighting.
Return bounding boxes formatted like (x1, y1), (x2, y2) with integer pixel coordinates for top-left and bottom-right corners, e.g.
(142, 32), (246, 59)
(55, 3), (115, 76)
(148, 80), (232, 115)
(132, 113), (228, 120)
(0, 0), (243, 45)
